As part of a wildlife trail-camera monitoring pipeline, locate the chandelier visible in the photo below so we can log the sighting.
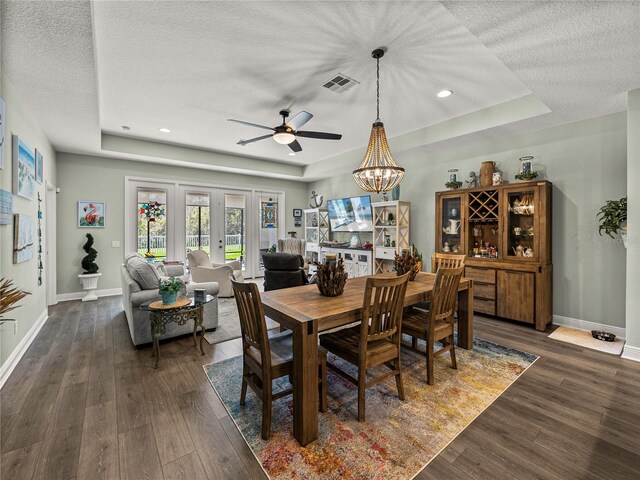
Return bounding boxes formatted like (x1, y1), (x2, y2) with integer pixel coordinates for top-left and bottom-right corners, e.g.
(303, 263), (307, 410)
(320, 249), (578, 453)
(353, 49), (405, 193)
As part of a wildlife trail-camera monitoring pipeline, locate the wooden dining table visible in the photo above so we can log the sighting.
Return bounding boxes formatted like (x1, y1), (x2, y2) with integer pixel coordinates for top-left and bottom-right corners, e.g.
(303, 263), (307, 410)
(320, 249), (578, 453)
(260, 271), (474, 446)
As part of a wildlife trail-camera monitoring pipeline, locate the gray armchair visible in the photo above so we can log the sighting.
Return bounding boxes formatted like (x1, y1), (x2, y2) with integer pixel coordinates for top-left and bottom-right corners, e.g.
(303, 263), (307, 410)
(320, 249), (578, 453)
(121, 253), (219, 346)
(187, 250), (244, 297)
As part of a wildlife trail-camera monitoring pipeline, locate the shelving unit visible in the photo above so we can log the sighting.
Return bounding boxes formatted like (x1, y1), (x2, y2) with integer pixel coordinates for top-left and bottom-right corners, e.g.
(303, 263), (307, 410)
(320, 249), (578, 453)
(435, 181), (552, 331)
(303, 208), (329, 274)
(371, 201), (410, 273)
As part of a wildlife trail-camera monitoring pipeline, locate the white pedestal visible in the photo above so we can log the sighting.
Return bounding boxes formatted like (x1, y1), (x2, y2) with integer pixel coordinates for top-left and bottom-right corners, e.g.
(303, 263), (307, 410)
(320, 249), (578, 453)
(78, 273), (102, 302)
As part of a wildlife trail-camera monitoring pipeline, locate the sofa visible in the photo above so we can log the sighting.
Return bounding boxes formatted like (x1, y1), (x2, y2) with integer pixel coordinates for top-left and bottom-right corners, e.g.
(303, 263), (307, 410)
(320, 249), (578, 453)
(121, 253), (219, 346)
(187, 250), (244, 297)
(262, 252), (308, 291)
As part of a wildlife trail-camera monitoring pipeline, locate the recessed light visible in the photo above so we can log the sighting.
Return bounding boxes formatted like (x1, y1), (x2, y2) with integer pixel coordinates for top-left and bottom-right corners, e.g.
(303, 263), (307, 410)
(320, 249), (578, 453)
(437, 90), (453, 98)
(288, 152), (296, 156)
(159, 127), (171, 133)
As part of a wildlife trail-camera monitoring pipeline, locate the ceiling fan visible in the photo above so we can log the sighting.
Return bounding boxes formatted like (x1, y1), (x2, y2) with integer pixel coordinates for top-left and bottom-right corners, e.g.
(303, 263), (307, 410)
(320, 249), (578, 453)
(228, 110), (342, 153)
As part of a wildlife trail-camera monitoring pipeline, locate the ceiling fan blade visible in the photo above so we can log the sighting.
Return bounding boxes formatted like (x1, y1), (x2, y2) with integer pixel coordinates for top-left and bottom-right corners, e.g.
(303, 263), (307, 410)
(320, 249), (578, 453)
(286, 111), (313, 130)
(237, 134), (273, 146)
(228, 119), (275, 131)
(288, 140), (302, 153)
(295, 131), (342, 140)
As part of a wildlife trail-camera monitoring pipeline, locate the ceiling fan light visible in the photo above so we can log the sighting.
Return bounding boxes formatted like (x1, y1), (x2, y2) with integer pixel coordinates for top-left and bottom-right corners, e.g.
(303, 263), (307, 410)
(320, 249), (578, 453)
(273, 132), (296, 145)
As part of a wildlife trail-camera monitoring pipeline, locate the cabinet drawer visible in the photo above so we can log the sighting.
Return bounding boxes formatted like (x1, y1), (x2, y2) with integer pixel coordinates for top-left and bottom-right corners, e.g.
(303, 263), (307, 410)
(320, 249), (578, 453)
(306, 243), (319, 253)
(474, 298), (496, 315)
(474, 282), (496, 300)
(465, 267), (496, 284)
(376, 248), (396, 260)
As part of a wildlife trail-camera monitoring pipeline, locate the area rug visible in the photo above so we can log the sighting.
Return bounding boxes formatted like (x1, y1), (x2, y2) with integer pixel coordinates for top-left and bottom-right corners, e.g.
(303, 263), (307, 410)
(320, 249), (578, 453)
(548, 325), (625, 355)
(204, 297), (279, 345)
(203, 337), (537, 479)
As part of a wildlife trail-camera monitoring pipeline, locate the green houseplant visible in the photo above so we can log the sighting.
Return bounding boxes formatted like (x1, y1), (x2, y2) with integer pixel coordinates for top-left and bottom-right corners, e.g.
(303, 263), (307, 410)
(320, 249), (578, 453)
(597, 197), (627, 246)
(78, 234), (102, 301)
(158, 276), (182, 305)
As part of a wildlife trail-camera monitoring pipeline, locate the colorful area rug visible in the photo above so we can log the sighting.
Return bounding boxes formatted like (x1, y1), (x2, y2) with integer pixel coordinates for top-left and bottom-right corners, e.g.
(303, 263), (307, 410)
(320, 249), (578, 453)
(204, 337), (537, 479)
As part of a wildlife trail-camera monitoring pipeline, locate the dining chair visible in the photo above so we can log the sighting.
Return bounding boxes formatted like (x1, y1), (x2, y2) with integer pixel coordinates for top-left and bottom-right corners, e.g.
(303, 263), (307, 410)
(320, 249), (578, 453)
(402, 266), (464, 385)
(232, 279), (328, 440)
(320, 273), (409, 422)
(430, 252), (466, 273)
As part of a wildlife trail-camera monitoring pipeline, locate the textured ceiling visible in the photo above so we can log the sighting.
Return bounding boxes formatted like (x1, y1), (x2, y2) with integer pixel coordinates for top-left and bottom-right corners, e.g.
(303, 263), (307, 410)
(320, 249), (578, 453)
(1, 1), (639, 179)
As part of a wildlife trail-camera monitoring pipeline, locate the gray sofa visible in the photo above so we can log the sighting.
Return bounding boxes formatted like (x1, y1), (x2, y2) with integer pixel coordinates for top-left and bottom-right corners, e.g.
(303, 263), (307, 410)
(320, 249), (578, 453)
(121, 253), (219, 346)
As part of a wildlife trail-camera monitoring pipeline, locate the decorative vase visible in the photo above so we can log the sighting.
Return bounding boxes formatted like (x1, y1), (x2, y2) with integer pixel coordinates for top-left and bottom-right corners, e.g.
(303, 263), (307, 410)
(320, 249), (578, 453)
(479, 161), (495, 187)
(78, 273), (102, 302)
(161, 291), (178, 305)
(620, 222), (628, 248)
(392, 184), (400, 201)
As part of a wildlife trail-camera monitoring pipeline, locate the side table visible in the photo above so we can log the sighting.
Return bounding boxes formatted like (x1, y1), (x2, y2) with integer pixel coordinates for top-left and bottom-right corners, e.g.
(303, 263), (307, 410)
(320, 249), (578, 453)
(140, 294), (214, 368)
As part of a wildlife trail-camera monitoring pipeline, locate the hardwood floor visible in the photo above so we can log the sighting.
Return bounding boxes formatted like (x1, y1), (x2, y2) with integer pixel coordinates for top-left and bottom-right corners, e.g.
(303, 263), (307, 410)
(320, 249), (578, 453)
(1, 296), (639, 479)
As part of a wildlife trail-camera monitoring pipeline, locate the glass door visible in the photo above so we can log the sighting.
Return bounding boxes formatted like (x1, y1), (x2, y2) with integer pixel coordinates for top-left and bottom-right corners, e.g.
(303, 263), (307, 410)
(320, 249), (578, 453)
(137, 187), (169, 261)
(256, 192), (281, 275)
(436, 193), (465, 255)
(502, 186), (539, 261)
(220, 191), (251, 274)
(185, 191), (212, 259)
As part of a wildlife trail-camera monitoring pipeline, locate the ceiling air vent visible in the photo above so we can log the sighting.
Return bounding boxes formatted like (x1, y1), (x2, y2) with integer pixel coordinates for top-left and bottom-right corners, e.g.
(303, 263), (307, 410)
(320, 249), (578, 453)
(323, 73), (359, 93)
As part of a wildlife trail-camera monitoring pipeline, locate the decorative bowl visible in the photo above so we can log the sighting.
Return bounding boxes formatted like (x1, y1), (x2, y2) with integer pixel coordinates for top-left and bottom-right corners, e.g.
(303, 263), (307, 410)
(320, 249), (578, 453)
(591, 330), (616, 342)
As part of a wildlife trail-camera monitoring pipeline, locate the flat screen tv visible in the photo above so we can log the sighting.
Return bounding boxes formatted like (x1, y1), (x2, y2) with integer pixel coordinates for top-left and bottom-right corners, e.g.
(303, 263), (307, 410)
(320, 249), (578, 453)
(327, 195), (373, 232)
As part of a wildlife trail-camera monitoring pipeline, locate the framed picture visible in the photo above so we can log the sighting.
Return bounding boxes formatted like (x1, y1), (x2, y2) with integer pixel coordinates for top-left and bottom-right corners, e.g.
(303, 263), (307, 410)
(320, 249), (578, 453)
(78, 201), (105, 227)
(13, 214), (34, 263)
(35, 149), (44, 184)
(293, 208), (303, 218)
(0, 97), (5, 170)
(0, 189), (13, 225)
(12, 135), (36, 199)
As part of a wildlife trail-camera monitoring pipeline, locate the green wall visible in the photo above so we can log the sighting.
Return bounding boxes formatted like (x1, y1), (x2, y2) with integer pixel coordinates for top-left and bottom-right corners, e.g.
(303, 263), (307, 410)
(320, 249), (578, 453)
(308, 113), (628, 328)
(55, 153), (309, 295)
(1, 77), (57, 368)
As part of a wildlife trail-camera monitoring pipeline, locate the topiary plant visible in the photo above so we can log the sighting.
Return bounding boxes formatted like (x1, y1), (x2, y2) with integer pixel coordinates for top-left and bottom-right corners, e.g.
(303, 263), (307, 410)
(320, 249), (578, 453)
(81, 233), (99, 274)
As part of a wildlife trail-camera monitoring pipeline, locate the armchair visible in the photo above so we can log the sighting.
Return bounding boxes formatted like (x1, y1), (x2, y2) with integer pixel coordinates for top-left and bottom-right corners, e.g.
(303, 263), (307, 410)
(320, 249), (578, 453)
(262, 252), (308, 291)
(187, 250), (244, 297)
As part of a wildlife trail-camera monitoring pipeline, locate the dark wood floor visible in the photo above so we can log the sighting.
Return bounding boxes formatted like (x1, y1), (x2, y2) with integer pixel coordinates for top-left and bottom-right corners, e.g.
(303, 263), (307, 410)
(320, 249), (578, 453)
(1, 296), (639, 480)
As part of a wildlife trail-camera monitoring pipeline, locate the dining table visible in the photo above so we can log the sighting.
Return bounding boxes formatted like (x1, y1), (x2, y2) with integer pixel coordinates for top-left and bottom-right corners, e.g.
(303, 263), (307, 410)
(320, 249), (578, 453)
(260, 271), (474, 446)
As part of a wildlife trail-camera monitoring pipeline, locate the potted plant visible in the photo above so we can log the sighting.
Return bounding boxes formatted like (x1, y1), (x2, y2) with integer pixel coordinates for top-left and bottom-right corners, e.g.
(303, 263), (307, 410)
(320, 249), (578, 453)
(0, 279), (31, 328)
(412, 243), (423, 272)
(387, 212), (395, 225)
(78, 233), (101, 301)
(597, 196), (627, 247)
(158, 276), (182, 305)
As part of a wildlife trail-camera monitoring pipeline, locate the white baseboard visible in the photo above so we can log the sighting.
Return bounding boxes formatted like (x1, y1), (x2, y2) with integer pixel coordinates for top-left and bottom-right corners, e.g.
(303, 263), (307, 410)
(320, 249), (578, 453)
(552, 315), (626, 339)
(621, 344), (640, 362)
(57, 287), (123, 303)
(0, 309), (49, 389)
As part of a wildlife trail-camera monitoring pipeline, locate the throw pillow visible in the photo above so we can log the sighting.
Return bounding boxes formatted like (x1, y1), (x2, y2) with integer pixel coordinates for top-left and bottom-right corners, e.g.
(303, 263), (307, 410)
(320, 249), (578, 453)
(126, 255), (161, 290)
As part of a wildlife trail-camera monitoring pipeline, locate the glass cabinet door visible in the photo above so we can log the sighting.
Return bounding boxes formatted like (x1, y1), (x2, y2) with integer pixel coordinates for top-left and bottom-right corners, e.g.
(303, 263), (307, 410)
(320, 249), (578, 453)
(437, 194), (464, 255)
(503, 188), (539, 261)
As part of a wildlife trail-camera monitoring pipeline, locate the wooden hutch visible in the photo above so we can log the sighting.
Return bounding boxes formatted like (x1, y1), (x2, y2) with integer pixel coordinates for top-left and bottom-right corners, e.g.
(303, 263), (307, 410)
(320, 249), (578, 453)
(435, 180), (552, 331)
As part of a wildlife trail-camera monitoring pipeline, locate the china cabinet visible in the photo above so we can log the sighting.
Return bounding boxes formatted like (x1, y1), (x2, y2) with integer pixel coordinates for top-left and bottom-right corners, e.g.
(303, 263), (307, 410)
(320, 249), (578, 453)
(435, 181), (552, 331)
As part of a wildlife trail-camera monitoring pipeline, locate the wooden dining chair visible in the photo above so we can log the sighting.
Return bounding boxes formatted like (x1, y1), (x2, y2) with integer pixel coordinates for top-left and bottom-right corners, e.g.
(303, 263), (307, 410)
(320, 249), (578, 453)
(402, 266), (464, 385)
(320, 273), (409, 422)
(430, 252), (465, 273)
(232, 280), (328, 440)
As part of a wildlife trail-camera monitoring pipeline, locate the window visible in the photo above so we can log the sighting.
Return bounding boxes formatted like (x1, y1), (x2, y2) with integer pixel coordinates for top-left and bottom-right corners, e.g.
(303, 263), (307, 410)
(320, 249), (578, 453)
(186, 192), (210, 256)
(225, 194), (246, 267)
(137, 188), (167, 260)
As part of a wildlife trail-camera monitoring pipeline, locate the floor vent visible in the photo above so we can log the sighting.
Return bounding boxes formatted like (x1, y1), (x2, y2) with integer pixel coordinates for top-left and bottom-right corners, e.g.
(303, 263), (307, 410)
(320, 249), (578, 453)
(323, 73), (359, 93)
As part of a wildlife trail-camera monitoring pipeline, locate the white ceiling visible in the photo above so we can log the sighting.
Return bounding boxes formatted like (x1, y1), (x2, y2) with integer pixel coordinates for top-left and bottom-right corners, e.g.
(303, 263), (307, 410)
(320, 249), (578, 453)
(2, 1), (639, 179)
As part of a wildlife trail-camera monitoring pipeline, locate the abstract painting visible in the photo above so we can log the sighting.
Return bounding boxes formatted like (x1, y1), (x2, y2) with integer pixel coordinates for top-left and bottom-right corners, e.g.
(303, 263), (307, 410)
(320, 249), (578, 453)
(78, 201), (105, 227)
(35, 149), (44, 184)
(13, 214), (34, 263)
(0, 189), (13, 225)
(12, 135), (36, 199)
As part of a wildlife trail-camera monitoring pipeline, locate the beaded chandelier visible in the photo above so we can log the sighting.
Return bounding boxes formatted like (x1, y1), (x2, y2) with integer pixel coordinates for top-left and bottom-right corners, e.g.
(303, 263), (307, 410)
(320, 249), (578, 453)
(353, 49), (405, 193)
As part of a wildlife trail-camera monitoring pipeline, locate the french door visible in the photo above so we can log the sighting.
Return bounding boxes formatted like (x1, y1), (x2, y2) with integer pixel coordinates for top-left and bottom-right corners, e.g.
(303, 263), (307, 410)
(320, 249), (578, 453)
(178, 187), (254, 276)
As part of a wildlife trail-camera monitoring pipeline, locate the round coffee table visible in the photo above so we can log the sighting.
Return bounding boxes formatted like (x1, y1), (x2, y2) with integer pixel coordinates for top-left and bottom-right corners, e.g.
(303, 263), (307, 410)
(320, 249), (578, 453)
(140, 294), (214, 368)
